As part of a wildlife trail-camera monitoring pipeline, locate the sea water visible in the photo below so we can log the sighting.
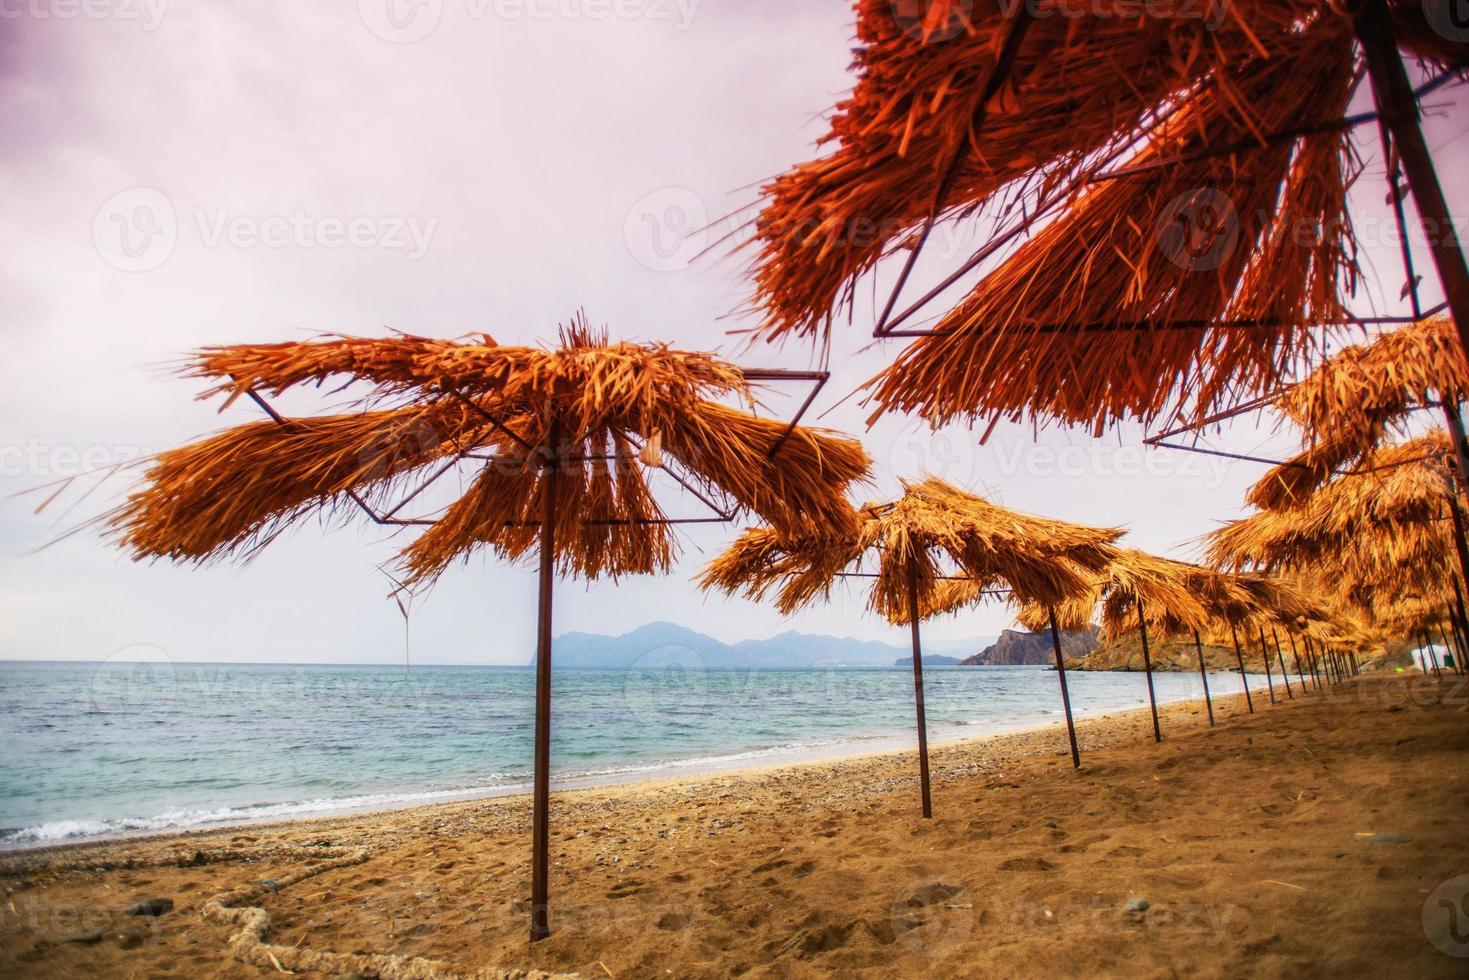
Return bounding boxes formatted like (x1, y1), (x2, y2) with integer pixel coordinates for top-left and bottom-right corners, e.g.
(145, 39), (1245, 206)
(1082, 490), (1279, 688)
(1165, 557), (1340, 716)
(0, 659), (1257, 848)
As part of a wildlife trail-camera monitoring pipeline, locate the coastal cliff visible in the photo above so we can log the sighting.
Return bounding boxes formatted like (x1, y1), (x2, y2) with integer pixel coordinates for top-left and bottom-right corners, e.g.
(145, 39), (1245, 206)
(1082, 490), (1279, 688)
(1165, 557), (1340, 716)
(958, 627), (1098, 666)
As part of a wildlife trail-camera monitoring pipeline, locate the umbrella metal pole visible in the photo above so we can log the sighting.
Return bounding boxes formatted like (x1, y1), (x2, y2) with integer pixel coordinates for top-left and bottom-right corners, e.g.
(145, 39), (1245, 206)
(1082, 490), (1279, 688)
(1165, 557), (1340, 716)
(1449, 609), (1469, 675)
(1451, 505), (1469, 626)
(1049, 607), (1081, 769)
(1450, 591), (1469, 674)
(1192, 630), (1214, 726)
(906, 567), (933, 819)
(1422, 632), (1440, 678)
(1437, 621), (1458, 676)
(530, 428), (559, 942)
(1271, 627), (1294, 699)
(1353, 0), (1469, 381)
(1444, 402), (1469, 503)
(1137, 600), (1162, 741)
(1451, 577), (1469, 670)
(1231, 624), (1253, 714)
(1286, 632), (1307, 692)
(1259, 627), (1278, 703)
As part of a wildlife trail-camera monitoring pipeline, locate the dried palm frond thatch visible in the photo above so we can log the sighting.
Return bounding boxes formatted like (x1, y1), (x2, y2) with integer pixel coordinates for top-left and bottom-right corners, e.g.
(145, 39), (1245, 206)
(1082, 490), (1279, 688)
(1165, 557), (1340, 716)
(1272, 314), (1468, 462)
(744, 2), (1464, 431)
(1246, 428), (1453, 512)
(1010, 549), (1277, 642)
(701, 475), (1124, 782)
(1207, 432), (1456, 579)
(109, 316), (872, 583)
(865, 27), (1361, 432)
(699, 476), (1121, 624)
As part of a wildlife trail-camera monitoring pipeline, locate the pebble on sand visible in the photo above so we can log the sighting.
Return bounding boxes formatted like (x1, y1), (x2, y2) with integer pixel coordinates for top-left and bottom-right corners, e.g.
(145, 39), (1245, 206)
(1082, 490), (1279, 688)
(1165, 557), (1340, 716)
(125, 898), (174, 917)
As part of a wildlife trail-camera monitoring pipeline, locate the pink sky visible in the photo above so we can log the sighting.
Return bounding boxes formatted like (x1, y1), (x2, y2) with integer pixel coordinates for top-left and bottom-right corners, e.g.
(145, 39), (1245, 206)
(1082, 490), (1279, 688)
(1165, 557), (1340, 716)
(1, 4), (1464, 663)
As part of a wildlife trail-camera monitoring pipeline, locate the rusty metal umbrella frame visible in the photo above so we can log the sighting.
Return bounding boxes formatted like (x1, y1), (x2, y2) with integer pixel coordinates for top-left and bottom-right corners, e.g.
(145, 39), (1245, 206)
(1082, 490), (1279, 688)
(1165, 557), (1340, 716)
(834, 567), (1075, 811)
(234, 366), (831, 942)
(868, 20), (1467, 343)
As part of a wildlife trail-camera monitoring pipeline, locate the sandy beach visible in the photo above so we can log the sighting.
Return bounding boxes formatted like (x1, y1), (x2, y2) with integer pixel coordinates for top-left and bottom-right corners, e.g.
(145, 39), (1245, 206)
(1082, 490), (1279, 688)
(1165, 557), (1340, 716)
(2, 672), (1466, 978)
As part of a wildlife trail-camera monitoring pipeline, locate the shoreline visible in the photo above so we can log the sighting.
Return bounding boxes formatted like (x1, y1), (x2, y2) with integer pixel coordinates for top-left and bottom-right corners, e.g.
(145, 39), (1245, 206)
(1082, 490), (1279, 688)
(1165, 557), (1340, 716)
(0, 680), (1253, 856)
(1, 684), (1241, 863)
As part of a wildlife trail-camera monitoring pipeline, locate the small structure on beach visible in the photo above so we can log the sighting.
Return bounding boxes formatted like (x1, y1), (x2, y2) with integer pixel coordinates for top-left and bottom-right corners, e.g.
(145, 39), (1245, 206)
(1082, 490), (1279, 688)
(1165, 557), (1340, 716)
(103, 316), (871, 940)
(699, 476), (1121, 807)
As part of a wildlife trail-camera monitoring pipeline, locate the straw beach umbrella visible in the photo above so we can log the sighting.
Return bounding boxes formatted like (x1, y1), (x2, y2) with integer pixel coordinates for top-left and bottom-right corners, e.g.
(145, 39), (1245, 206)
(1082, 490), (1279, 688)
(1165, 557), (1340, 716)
(1208, 434), (1459, 598)
(1018, 551), (1272, 735)
(1013, 550), (1205, 741)
(1271, 315), (1469, 479)
(700, 476), (1122, 801)
(104, 317), (871, 940)
(741, 2), (1467, 432)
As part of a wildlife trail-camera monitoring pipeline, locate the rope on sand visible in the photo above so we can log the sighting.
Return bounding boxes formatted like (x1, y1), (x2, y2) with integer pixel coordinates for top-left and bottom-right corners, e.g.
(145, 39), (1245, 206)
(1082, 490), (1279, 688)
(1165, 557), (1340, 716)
(199, 845), (578, 980)
(2, 842), (576, 979)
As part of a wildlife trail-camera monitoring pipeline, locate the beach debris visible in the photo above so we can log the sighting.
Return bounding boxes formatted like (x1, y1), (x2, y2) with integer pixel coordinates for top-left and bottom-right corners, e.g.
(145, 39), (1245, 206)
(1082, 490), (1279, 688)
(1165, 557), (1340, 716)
(202, 844), (579, 979)
(125, 897), (173, 917)
(261, 878), (281, 893)
(114, 925), (149, 949)
(1356, 831), (1410, 845)
(1123, 897), (1150, 922)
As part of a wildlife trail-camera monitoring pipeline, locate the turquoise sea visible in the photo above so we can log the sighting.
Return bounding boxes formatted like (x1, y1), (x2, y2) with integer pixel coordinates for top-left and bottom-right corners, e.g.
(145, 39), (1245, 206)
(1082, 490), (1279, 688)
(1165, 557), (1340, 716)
(0, 659), (1257, 848)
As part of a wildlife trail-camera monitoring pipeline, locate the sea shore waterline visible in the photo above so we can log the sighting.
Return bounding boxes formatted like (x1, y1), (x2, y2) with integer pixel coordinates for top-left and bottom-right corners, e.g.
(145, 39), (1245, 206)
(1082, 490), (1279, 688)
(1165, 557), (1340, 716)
(0, 659), (1262, 849)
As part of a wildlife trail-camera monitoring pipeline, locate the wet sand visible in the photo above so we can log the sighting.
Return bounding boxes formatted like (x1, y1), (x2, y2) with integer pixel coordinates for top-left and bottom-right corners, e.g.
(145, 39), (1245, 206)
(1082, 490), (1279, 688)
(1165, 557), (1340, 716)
(2, 671), (1466, 978)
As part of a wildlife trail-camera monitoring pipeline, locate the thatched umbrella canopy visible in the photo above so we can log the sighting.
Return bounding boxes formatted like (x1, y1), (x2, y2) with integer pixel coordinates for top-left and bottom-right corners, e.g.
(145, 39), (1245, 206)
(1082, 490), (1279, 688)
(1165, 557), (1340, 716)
(1374, 591), (1458, 674)
(107, 317), (871, 940)
(1015, 550), (1272, 733)
(1272, 315), (1468, 471)
(741, 3), (1465, 432)
(701, 476), (1121, 796)
(1225, 573), (1341, 697)
(1209, 433), (1456, 582)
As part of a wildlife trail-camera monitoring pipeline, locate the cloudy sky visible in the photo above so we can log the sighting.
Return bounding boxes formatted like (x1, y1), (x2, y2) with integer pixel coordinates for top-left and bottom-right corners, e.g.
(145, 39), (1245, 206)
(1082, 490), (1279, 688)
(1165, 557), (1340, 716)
(1, 2), (1464, 665)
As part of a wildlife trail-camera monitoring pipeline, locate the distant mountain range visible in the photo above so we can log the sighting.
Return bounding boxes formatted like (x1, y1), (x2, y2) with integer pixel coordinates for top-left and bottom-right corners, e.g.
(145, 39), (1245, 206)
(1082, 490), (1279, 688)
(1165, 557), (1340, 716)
(538, 622), (999, 669)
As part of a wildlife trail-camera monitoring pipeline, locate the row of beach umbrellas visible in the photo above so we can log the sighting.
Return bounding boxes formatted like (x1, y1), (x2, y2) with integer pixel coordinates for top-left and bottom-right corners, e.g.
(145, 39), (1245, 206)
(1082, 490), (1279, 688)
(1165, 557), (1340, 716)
(62, 4), (1469, 944)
